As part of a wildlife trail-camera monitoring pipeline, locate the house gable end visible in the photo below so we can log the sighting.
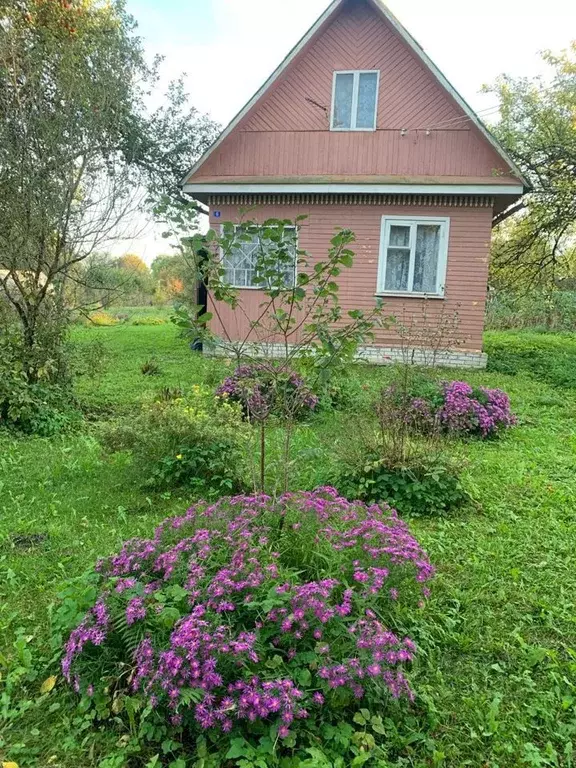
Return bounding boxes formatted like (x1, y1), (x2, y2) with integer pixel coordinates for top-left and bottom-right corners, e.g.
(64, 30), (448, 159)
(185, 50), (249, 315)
(185, 0), (526, 187)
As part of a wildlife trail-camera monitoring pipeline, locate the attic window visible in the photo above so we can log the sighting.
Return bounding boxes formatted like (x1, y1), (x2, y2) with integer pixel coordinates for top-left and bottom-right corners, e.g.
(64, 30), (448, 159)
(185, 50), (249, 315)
(331, 71), (379, 131)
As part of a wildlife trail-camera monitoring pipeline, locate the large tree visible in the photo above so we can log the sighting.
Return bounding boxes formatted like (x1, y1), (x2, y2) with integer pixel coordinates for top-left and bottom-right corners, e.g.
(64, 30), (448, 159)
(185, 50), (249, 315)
(486, 43), (576, 288)
(0, 0), (218, 380)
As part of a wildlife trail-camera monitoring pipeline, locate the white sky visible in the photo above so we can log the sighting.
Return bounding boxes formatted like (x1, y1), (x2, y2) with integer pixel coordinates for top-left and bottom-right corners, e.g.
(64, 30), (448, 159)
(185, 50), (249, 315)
(116, 0), (576, 263)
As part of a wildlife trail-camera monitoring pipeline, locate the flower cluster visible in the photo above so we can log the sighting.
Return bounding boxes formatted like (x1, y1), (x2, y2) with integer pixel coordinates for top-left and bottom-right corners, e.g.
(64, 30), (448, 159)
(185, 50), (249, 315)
(62, 488), (433, 740)
(435, 381), (517, 437)
(216, 363), (318, 420)
(385, 379), (516, 438)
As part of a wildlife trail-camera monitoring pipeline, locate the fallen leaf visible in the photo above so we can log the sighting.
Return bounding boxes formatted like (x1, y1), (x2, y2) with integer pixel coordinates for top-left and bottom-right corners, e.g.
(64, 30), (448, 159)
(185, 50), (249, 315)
(3, 761), (20, 768)
(40, 675), (57, 694)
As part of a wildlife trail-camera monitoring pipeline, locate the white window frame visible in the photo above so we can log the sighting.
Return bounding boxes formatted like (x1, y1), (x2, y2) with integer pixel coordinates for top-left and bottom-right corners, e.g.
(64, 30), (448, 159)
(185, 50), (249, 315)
(376, 216), (450, 298)
(330, 70), (380, 132)
(220, 224), (298, 290)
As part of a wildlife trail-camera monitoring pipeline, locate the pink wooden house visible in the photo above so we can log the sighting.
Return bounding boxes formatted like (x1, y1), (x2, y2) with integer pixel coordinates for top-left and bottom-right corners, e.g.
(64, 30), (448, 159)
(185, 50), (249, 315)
(182, 0), (527, 367)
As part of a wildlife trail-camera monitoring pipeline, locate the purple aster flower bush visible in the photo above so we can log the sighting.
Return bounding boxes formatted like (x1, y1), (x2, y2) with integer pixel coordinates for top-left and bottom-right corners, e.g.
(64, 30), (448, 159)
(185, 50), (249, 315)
(380, 376), (517, 440)
(61, 488), (433, 760)
(435, 381), (517, 438)
(216, 363), (319, 422)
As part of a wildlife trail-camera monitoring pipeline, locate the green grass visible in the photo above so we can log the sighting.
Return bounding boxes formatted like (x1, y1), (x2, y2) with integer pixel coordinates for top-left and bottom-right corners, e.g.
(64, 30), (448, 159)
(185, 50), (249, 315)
(2, 325), (576, 767)
(485, 329), (576, 388)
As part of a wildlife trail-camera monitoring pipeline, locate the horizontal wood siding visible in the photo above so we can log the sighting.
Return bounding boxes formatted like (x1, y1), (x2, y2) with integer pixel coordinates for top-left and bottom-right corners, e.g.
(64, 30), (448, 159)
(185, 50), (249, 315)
(191, 0), (513, 183)
(208, 202), (492, 352)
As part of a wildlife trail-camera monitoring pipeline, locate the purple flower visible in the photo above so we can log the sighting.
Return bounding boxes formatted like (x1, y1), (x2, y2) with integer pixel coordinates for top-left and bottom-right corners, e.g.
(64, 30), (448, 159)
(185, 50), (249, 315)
(126, 597), (146, 625)
(62, 488), (433, 734)
(216, 363), (318, 421)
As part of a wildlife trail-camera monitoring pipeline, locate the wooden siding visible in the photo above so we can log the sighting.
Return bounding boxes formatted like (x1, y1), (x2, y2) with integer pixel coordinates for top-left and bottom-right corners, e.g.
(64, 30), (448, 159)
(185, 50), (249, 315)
(207, 202), (492, 352)
(190, 0), (515, 183)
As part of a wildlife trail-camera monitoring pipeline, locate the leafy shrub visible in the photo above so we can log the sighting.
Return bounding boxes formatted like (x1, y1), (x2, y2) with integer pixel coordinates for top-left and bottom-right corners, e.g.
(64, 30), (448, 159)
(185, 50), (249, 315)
(330, 370), (471, 516)
(61, 488), (433, 759)
(100, 385), (249, 495)
(216, 363), (319, 421)
(485, 331), (576, 389)
(315, 370), (372, 412)
(0, 351), (81, 436)
(384, 378), (517, 438)
(0, 377), (80, 436)
(334, 453), (469, 517)
(141, 358), (162, 376)
(88, 311), (117, 327)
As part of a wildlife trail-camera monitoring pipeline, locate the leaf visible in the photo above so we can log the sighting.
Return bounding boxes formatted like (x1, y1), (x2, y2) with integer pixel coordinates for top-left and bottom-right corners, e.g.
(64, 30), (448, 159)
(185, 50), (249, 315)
(351, 755), (372, 767)
(352, 712), (366, 726)
(40, 675), (57, 694)
(225, 738), (250, 759)
(298, 668), (312, 687)
(2, 763), (20, 768)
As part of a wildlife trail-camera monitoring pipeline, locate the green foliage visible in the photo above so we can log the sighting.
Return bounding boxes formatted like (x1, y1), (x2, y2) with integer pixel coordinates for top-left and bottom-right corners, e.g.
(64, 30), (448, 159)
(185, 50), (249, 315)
(0, 334), (81, 436)
(335, 452), (469, 517)
(140, 358), (162, 376)
(486, 290), (576, 332)
(130, 315), (167, 326)
(485, 331), (576, 388)
(99, 384), (249, 496)
(310, 369), (372, 412)
(487, 43), (576, 288)
(0, 380), (80, 437)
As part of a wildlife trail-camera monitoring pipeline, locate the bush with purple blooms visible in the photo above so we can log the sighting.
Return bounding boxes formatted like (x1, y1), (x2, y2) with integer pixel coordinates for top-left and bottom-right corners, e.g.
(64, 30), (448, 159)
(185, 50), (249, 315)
(60, 488), (433, 758)
(435, 380), (517, 437)
(385, 378), (517, 439)
(216, 363), (319, 421)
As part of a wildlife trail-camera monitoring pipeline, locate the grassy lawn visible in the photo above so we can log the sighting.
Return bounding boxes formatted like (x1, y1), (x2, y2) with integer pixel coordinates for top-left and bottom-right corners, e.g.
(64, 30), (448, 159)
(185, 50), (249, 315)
(1, 324), (576, 767)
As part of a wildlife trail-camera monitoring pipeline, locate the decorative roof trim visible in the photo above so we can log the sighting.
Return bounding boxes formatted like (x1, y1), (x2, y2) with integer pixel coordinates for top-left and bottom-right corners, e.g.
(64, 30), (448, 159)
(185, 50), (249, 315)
(208, 193), (496, 207)
(182, 0), (528, 188)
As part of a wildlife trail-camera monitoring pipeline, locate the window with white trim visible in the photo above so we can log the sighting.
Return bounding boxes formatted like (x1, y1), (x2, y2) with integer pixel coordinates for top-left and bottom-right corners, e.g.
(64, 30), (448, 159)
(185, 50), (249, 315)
(331, 70), (379, 131)
(222, 225), (297, 289)
(377, 217), (450, 296)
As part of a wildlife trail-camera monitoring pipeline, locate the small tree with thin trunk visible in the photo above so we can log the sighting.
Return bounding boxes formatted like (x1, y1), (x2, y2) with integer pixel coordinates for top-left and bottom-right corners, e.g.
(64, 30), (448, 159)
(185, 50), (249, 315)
(171, 215), (394, 492)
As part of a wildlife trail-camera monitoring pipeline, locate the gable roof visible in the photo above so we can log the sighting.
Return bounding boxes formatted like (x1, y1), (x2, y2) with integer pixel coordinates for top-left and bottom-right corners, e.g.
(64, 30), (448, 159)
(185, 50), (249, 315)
(182, 0), (528, 189)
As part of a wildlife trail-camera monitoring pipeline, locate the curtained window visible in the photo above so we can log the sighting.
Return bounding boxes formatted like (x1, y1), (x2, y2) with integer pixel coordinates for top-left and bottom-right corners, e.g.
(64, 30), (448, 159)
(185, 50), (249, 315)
(331, 71), (379, 131)
(377, 217), (449, 296)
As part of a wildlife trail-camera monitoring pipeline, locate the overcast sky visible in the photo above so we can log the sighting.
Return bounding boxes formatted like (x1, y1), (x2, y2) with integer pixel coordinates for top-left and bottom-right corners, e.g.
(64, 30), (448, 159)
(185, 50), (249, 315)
(117, 0), (576, 262)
